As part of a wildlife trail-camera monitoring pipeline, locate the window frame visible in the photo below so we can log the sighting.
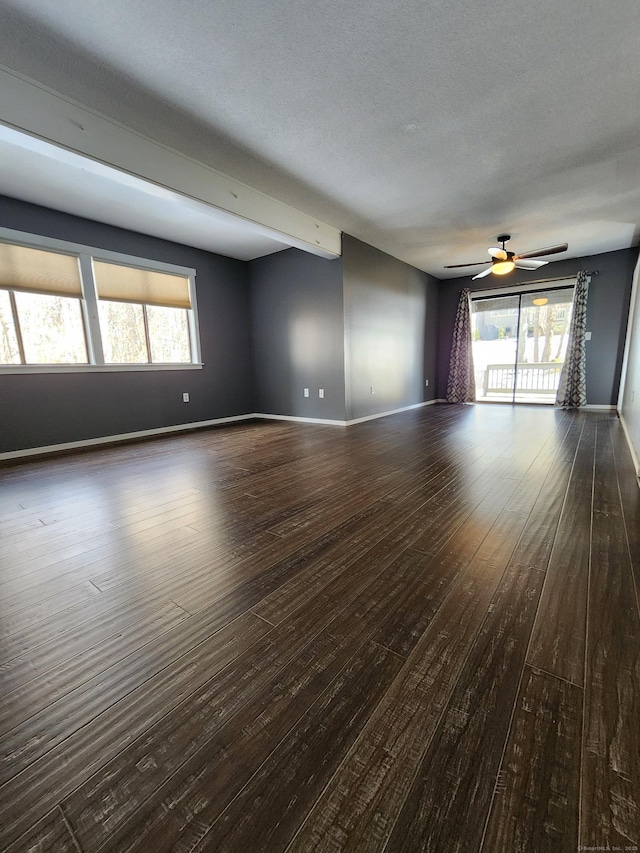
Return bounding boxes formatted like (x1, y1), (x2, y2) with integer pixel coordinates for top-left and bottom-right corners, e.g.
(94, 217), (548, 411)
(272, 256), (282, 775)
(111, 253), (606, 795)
(0, 227), (202, 373)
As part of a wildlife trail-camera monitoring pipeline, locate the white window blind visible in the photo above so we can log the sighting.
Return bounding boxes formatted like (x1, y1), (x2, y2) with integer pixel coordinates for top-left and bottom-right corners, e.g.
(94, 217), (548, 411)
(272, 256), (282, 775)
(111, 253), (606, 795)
(0, 243), (82, 297)
(93, 260), (191, 309)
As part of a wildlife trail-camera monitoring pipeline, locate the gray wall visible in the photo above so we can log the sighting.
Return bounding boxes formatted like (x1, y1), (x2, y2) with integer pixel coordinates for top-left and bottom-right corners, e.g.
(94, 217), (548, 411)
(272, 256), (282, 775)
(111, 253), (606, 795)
(618, 254), (640, 472)
(437, 248), (638, 405)
(0, 196), (254, 452)
(14, 193), (635, 454)
(343, 235), (439, 421)
(249, 248), (346, 420)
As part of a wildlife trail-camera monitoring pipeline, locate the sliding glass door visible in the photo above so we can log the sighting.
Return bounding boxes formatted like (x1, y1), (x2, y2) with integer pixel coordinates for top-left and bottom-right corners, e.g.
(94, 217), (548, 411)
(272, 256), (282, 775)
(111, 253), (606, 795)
(471, 284), (575, 404)
(471, 295), (520, 401)
(514, 289), (573, 402)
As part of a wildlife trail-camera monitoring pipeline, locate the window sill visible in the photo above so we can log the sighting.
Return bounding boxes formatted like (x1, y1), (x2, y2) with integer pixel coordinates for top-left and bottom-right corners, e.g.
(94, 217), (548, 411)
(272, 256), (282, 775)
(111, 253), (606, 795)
(0, 363), (204, 375)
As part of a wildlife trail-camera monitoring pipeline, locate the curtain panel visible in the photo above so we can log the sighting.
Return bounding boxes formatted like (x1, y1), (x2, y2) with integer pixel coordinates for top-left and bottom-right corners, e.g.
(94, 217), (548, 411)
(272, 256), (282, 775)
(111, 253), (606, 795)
(447, 287), (476, 403)
(555, 271), (590, 408)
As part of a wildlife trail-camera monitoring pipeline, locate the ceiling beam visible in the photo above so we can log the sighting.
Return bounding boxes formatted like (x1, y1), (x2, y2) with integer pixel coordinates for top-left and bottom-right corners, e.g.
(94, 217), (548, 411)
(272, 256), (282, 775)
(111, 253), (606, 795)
(0, 67), (342, 259)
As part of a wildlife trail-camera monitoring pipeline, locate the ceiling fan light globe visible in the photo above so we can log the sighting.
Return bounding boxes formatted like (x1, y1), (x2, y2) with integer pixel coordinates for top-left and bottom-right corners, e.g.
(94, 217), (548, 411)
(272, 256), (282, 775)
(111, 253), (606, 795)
(492, 260), (515, 275)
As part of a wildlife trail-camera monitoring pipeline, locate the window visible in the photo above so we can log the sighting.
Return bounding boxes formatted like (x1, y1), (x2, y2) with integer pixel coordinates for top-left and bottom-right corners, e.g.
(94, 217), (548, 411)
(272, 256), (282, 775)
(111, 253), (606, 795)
(93, 260), (192, 365)
(0, 229), (200, 371)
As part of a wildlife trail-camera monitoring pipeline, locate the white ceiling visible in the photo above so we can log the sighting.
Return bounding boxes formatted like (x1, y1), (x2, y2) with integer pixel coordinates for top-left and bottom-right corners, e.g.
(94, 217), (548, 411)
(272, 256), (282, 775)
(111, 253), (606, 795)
(0, 0), (639, 278)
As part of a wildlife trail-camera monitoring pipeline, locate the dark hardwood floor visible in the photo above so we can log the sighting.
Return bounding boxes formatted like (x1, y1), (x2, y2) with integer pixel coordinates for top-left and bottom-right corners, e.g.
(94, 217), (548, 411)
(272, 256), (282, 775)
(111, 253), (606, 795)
(1, 404), (639, 852)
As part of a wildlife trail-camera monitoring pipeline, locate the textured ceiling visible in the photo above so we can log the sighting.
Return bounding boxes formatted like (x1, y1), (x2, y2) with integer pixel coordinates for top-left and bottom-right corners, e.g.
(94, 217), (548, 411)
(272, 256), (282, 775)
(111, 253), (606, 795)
(0, 0), (639, 277)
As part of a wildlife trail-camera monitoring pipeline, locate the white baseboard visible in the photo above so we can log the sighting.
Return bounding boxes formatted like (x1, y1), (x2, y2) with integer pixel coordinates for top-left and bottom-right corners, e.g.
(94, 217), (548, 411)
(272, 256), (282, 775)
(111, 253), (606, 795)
(0, 400), (444, 461)
(345, 399), (441, 425)
(619, 413), (640, 483)
(0, 414), (255, 461)
(581, 404), (618, 412)
(255, 399), (441, 427)
(254, 413), (347, 427)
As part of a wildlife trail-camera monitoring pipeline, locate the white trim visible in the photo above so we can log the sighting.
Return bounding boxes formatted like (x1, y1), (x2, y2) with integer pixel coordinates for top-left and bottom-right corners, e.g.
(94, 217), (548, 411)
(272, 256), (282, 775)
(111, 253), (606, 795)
(471, 277), (576, 300)
(0, 68), (341, 258)
(255, 414), (348, 427)
(0, 363), (203, 374)
(186, 272), (202, 365)
(255, 399), (440, 427)
(619, 413), (640, 483)
(0, 227), (196, 276)
(580, 404), (618, 412)
(0, 400), (445, 459)
(1, 400), (632, 477)
(617, 253), (640, 410)
(345, 399), (440, 425)
(0, 414), (256, 460)
(78, 253), (103, 363)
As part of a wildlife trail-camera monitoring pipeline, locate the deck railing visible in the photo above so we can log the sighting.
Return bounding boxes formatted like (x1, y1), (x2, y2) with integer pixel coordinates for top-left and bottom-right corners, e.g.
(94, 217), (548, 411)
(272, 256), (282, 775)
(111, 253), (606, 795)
(483, 362), (563, 396)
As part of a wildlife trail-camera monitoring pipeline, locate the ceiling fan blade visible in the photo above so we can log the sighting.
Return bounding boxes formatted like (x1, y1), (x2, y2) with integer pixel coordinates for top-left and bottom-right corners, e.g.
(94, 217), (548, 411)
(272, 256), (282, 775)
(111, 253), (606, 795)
(443, 261), (489, 268)
(488, 247), (508, 260)
(514, 259), (548, 270)
(514, 242), (568, 260)
(471, 267), (494, 280)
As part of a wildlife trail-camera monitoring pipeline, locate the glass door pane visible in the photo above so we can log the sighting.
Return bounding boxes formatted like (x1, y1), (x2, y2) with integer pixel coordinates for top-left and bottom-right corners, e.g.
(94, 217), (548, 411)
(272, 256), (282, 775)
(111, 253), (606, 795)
(471, 295), (520, 402)
(514, 288), (574, 404)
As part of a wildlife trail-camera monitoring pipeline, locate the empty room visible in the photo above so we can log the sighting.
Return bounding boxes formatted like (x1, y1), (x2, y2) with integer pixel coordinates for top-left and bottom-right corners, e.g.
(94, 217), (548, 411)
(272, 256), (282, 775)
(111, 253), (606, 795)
(1, 1), (639, 852)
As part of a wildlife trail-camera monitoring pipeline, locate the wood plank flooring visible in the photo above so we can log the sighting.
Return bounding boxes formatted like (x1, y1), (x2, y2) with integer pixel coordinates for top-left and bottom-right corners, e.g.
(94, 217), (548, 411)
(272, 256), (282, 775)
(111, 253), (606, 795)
(1, 404), (639, 852)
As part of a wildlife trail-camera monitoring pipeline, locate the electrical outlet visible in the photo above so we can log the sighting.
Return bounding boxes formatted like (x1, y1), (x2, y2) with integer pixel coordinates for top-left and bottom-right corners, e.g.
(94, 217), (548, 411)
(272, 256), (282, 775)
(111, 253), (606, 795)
(304, 388), (310, 398)
(370, 386), (375, 395)
(182, 392), (189, 402)
(319, 388), (324, 398)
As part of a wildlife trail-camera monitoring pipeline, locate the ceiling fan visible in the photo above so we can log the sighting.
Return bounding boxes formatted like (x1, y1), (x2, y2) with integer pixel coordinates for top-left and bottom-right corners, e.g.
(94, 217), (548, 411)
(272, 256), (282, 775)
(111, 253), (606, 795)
(444, 234), (568, 280)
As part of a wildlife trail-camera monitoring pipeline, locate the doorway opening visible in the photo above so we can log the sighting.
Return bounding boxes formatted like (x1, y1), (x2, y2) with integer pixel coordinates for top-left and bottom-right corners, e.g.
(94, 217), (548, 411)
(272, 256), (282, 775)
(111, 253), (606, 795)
(471, 283), (575, 404)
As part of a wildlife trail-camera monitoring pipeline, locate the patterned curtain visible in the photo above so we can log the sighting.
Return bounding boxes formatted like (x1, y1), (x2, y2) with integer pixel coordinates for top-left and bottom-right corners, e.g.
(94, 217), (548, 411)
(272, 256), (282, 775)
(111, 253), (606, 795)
(447, 288), (476, 403)
(555, 271), (590, 408)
